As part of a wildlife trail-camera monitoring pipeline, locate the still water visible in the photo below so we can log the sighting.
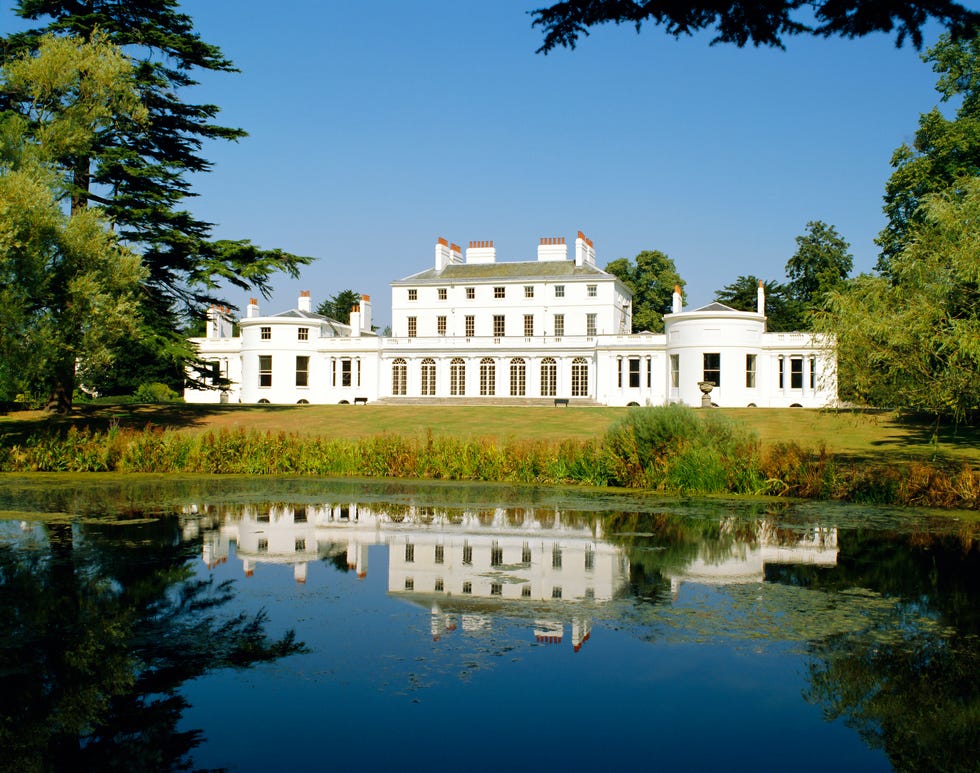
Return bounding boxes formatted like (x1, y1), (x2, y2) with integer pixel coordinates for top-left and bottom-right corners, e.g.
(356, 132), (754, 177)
(0, 476), (976, 772)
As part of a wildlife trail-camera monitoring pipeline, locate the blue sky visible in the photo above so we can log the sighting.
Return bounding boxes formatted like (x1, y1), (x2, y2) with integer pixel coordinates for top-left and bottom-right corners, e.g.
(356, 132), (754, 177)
(12, 1), (962, 326)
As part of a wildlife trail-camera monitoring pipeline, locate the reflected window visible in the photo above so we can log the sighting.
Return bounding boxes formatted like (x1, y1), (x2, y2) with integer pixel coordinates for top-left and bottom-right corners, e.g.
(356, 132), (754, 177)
(491, 541), (503, 567)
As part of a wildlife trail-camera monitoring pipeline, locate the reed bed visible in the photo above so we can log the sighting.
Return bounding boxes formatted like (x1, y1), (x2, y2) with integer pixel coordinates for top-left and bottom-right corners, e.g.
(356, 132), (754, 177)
(2, 408), (977, 510)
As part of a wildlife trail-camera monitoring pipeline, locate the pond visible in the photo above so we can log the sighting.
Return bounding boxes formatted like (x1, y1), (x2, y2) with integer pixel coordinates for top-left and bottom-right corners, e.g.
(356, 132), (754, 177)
(0, 475), (976, 772)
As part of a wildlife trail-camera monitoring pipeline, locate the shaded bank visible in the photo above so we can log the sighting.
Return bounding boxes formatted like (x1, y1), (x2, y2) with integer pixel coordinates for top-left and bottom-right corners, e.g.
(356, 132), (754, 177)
(1, 406), (977, 510)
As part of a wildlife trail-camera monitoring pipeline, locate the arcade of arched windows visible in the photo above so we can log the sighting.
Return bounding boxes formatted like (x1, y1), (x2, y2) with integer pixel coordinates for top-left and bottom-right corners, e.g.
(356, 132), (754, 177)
(388, 355), (589, 399)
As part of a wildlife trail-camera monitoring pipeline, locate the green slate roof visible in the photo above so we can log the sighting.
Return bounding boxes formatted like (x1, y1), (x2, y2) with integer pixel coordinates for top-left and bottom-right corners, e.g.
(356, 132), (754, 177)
(395, 260), (613, 283)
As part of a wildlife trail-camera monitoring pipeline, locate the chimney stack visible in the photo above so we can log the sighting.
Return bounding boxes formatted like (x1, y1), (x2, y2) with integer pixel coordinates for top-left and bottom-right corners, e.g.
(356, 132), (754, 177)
(757, 279), (765, 315)
(247, 298), (260, 318)
(298, 290), (311, 313)
(348, 294), (372, 337)
(359, 294), (372, 333)
(435, 237), (451, 271)
(575, 231), (596, 267)
(465, 240), (496, 264)
(207, 305), (233, 339)
(672, 285), (683, 314)
(537, 236), (568, 262)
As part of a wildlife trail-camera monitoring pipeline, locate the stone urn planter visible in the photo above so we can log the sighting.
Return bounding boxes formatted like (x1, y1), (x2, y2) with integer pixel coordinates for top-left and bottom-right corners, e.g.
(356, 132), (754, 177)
(697, 380), (715, 408)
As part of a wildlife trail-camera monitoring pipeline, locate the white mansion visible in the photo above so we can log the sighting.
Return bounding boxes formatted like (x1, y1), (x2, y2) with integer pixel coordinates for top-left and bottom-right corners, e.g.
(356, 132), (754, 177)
(185, 232), (836, 408)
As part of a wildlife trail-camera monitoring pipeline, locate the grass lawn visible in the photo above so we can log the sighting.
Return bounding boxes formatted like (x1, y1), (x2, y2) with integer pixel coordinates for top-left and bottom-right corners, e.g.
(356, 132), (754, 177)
(1, 402), (978, 468)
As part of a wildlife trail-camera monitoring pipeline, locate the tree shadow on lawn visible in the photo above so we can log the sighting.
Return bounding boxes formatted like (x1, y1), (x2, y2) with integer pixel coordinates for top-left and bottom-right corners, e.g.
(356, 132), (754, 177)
(0, 403), (303, 445)
(842, 412), (980, 468)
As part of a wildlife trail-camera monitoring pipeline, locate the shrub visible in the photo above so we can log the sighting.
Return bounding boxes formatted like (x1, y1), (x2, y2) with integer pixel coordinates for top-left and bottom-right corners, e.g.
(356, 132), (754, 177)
(605, 405), (761, 492)
(132, 382), (181, 403)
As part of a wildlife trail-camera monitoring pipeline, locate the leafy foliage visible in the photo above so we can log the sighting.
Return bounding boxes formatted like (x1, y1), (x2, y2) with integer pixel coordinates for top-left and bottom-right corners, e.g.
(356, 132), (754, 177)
(0, 34), (147, 409)
(3, 1), (313, 402)
(714, 275), (803, 331)
(530, 0), (980, 53)
(878, 34), (980, 271)
(605, 250), (684, 333)
(822, 179), (980, 422)
(315, 289), (360, 322)
(0, 518), (305, 770)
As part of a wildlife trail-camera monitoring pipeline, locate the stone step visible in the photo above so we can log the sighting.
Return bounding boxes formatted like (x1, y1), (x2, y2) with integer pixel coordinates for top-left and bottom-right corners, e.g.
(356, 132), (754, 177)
(372, 396), (601, 407)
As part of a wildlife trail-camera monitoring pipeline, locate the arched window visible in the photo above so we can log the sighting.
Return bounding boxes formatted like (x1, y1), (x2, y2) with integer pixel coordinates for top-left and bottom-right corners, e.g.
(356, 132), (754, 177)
(450, 357), (466, 396)
(540, 357), (557, 397)
(571, 357), (588, 397)
(392, 358), (407, 396)
(421, 358), (436, 396)
(510, 358), (526, 396)
(480, 358), (496, 396)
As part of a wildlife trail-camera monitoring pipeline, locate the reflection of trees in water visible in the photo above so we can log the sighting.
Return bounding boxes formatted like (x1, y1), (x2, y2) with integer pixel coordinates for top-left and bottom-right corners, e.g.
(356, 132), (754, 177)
(605, 510), (769, 587)
(797, 529), (980, 773)
(806, 629), (978, 773)
(607, 512), (979, 773)
(0, 515), (304, 771)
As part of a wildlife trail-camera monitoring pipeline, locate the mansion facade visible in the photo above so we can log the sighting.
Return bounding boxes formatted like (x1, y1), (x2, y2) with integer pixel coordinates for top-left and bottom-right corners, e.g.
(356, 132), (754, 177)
(185, 232), (836, 408)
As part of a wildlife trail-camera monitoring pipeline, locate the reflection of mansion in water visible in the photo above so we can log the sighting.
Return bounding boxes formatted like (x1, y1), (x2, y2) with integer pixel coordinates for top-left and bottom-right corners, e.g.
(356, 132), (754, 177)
(186, 503), (839, 649)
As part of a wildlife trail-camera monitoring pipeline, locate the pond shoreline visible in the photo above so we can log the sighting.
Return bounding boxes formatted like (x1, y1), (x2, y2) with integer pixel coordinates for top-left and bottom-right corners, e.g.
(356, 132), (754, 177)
(1, 419), (977, 512)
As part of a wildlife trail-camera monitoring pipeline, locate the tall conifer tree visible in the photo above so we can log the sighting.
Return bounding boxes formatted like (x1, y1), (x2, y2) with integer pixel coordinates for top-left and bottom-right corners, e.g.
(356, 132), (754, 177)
(3, 1), (311, 406)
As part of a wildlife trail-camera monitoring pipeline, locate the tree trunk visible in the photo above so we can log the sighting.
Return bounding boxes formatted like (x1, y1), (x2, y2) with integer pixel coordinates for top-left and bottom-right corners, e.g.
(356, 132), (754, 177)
(46, 360), (75, 414)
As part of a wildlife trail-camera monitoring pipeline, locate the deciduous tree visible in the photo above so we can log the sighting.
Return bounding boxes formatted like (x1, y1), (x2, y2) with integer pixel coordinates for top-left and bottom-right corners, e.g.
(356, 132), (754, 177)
(820, 179), (980, 422)
(877, 34), (980, 271)
(605, 250), (684, 333)
(785, 220), (853, 329)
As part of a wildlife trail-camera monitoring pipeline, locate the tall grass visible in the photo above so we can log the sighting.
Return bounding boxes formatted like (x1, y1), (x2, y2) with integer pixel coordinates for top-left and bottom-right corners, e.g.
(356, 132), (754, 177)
(2, 406), (977, 509)
(604, 404), (767, 494)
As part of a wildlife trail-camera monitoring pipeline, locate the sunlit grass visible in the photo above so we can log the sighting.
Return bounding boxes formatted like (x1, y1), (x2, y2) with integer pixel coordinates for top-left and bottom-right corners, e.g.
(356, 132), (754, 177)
(2, 403), (975, 466)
